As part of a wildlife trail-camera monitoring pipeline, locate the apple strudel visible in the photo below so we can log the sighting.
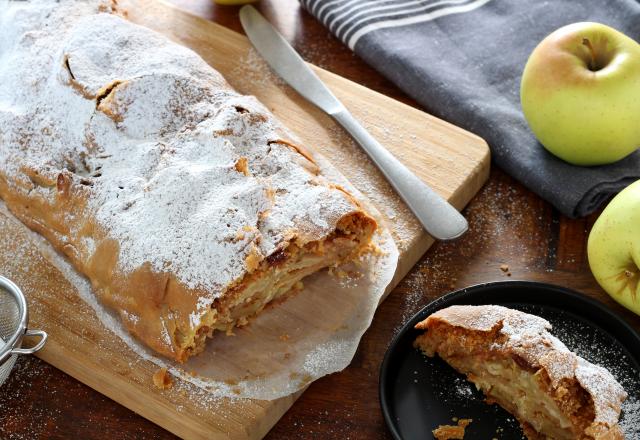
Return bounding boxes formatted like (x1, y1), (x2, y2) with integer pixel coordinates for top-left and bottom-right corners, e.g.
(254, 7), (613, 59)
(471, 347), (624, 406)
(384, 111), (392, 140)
(0, 1), (376, 362)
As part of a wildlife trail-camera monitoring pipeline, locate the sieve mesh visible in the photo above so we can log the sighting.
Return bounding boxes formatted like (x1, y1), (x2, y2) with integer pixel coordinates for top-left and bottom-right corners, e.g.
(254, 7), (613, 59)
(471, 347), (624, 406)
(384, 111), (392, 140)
(0, 287), (20, 341)
(0, 287), (20, 387)
(0, 277), (47, 387)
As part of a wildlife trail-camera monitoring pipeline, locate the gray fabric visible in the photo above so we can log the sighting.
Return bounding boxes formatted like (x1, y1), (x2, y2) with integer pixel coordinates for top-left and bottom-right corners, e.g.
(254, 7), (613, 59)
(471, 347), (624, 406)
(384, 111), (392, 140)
(301, 0), (640, 217)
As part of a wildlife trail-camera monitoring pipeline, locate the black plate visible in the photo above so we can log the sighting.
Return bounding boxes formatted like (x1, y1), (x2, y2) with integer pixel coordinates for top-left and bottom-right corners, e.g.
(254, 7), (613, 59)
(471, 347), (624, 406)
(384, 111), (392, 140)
(379, 281), (640, 440)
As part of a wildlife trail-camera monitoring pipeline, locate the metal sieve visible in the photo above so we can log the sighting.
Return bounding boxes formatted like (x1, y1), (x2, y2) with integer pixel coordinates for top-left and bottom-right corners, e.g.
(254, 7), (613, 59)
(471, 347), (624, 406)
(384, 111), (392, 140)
(0, 275), (47, 387)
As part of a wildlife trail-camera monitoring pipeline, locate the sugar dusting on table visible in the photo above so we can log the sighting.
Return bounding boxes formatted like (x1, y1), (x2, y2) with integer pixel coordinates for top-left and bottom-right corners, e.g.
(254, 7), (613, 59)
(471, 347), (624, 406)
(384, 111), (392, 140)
(0, 357), (62, 439)
(392, 175), (575, 337)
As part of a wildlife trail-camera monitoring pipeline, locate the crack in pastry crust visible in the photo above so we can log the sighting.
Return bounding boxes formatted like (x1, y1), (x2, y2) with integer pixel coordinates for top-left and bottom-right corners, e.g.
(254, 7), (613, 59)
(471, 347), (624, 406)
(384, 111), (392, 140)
(0, 1), (377, 362)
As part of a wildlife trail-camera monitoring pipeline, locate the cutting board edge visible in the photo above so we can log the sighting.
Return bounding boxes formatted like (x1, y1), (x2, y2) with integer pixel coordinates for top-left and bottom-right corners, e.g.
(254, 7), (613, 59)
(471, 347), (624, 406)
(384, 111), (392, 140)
(315, 66), (490, 150)
(35, 339), (302, 440)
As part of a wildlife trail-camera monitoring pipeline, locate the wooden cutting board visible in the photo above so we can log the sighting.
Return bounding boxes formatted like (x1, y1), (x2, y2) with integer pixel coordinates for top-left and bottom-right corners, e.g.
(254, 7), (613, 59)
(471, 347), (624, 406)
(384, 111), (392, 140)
(0, 1), (490, 439)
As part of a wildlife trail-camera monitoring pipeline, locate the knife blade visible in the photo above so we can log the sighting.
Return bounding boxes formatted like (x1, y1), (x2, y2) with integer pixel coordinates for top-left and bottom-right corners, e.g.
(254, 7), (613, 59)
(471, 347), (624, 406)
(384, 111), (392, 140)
(239, 5), (468, 240)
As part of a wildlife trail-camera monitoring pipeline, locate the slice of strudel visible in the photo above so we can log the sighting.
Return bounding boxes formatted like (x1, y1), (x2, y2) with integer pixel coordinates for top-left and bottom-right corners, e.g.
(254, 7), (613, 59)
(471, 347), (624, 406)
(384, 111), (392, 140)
(0, 1), (377, 362)
(414, 305), (627, 440)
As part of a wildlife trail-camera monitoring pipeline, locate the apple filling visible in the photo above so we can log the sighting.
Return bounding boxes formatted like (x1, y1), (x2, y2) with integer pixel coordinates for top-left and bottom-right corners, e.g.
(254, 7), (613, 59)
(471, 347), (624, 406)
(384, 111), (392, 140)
(443, 354), (592, 440)
(173, 213), (376, 362)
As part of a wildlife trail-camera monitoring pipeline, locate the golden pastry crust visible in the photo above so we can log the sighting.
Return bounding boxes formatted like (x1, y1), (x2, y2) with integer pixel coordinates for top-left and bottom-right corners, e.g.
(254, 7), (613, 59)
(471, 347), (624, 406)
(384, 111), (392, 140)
(0, 1), (377, 362)
(414, 305), (627, 440)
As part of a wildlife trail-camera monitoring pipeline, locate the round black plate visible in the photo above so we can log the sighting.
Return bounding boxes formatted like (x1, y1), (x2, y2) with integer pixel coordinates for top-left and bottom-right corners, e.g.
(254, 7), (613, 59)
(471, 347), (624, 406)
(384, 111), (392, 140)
(379, 281), (640, 440)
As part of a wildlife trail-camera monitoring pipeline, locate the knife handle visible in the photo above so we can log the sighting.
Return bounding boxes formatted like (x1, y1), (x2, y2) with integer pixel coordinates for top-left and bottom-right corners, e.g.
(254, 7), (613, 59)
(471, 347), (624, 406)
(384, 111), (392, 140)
(331, 108), (468, 241)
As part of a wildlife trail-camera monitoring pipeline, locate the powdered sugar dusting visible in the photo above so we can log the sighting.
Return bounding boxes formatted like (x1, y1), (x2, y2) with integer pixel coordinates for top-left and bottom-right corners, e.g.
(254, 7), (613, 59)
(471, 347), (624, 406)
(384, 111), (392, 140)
(620, 395), (640, 438)
(0, 0), (364, 298)
(575, 357), (627, 426)
(302, 340), (350, 378)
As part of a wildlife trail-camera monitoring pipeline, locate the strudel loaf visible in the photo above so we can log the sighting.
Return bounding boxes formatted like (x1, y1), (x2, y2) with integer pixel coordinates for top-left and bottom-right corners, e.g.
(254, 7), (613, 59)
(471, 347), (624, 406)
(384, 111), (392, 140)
(0, 1), (376, 362)
(415, 305), (627, 440)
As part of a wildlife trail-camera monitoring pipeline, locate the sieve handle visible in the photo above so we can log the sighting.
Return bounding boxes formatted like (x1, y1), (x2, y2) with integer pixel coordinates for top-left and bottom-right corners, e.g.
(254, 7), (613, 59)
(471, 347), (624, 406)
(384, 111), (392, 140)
(11, 329), (47, 355)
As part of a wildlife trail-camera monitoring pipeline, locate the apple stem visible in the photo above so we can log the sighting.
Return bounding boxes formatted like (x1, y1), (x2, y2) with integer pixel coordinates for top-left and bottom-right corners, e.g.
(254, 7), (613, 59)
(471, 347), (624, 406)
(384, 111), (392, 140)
(582, 38), (597, 71)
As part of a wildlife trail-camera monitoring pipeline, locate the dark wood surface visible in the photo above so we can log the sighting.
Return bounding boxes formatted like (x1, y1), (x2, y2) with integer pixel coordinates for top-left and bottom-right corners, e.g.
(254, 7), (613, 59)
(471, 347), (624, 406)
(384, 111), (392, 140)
(1, 1), (638, 439)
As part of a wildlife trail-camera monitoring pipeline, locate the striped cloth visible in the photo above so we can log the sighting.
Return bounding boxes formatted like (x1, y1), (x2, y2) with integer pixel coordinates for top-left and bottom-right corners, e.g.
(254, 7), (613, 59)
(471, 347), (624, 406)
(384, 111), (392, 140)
(301, 0), (640, 218)
(304, 0), (492, 49)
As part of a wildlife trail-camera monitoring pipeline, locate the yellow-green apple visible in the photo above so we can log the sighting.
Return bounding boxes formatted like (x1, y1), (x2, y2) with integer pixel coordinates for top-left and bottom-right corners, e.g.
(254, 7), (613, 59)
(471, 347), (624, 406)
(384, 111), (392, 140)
(588, 180), (640, 315)
(520, 22), (640, 166)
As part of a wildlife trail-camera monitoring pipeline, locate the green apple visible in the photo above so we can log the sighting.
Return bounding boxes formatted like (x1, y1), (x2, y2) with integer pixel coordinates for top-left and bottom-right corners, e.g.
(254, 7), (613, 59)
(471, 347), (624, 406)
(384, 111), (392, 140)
(588, 179), (640, 315)
(521, 22), (640, 166)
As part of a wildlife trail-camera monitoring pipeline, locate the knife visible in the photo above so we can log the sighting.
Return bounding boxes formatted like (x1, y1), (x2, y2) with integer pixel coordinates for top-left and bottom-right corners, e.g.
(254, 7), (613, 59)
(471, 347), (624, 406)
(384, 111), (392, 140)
(239, 6), (468, 240)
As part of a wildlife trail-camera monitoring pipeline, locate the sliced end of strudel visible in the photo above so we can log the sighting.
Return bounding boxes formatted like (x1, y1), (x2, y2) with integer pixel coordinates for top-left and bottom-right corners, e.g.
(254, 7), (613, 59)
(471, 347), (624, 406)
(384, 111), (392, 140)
(414, 305), (627, 440)
(167, 210), (377, 362)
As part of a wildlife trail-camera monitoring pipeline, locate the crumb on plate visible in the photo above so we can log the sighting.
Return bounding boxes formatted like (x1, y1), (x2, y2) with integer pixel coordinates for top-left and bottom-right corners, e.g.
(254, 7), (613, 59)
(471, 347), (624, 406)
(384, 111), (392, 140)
(432, 418), (472, 440)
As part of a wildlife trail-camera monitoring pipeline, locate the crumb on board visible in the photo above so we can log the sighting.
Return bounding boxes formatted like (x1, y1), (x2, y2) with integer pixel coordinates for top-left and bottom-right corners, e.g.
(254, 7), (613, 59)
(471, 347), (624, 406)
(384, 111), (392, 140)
(499, 263), (512, 277)
(279, 333), (290, 341)
(432, 418), (472, 440)
(152, 367), (173, 390)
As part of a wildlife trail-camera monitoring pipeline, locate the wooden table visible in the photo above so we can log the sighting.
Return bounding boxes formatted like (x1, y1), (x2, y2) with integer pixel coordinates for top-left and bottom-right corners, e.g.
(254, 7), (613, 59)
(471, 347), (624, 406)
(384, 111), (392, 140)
(1, 1), (638, 439)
